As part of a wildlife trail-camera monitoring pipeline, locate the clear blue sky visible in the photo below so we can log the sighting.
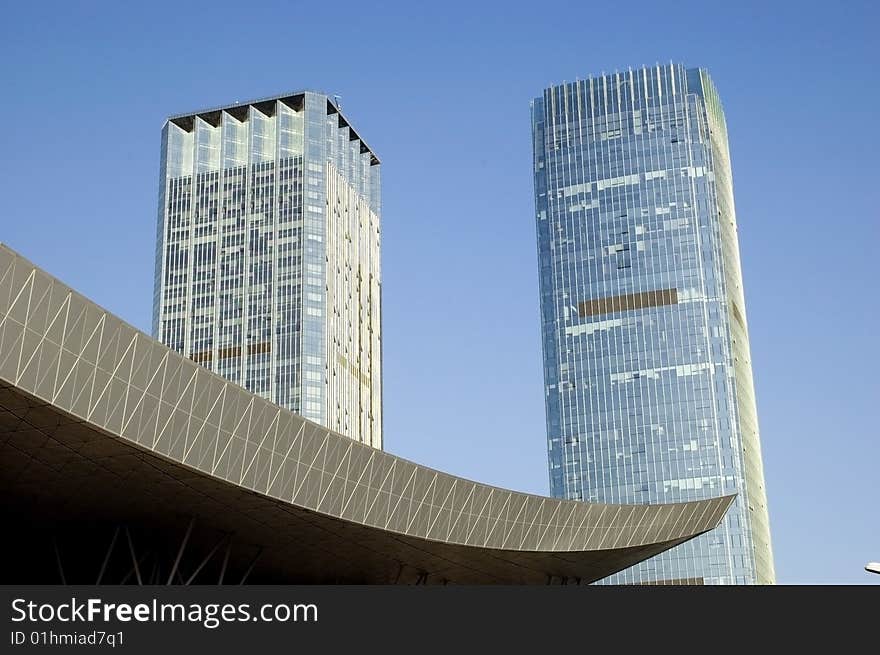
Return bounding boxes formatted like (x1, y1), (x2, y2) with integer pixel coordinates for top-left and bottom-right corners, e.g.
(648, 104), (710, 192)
(1, 1), (876, 584)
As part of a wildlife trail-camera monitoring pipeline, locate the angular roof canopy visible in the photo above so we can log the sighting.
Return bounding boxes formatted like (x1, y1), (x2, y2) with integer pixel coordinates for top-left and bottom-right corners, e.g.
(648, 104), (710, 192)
(0, 244), (733, 584)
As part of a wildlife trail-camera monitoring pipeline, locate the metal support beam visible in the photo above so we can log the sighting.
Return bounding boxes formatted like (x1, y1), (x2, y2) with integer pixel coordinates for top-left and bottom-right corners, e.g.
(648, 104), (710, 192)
(124, 527), (143, 585)
(239, 547), (263, 584)
(96, 526), (120, 585)
(120, 550), (150, 585)
(185, 533), (229, 585)
(52, 537), (66, 585)
(166, 518), (195, 585)
(218, 541), (232, 585)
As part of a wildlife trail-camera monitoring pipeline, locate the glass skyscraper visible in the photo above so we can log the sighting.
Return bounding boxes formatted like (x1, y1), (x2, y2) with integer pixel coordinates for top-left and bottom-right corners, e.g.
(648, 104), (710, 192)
(153, 91), (382, 448)
(531, 64), (774, 584)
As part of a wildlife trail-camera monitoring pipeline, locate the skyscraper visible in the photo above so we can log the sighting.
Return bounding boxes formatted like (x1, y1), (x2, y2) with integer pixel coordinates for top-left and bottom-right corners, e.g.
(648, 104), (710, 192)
(531, 64), (774, 584)
(153, 91), (382, 448)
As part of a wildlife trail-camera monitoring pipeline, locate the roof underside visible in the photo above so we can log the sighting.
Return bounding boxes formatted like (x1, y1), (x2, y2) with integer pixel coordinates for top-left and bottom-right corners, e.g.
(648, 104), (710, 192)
(1, 383), (701, 584)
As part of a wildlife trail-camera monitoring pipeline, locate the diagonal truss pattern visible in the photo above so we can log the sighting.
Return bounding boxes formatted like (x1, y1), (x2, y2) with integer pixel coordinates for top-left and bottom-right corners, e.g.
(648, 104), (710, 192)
(0, 243), (734, 562)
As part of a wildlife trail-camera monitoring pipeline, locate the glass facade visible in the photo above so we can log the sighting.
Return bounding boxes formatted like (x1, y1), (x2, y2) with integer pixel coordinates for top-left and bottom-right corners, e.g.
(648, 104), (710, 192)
(531, 65), (774, 584)
(153, 92), (382, 449)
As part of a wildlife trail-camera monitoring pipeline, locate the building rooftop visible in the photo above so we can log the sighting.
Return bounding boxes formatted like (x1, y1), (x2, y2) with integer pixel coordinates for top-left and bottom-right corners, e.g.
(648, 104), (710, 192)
(166, 90), (380, 166)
